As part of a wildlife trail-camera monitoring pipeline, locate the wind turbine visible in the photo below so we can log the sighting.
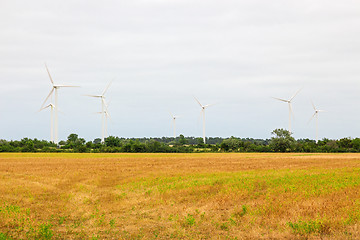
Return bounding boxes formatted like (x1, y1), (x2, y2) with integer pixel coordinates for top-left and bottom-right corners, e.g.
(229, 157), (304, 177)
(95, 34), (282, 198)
(194, 97), (214, 144)
(309, 101), (325, 144)
(170, 112), (180, 139)
(40, 64), (79, 145)
(86, 81), (112, 143)
(39, 103), (56, 143)
(272, 88), (301, 133)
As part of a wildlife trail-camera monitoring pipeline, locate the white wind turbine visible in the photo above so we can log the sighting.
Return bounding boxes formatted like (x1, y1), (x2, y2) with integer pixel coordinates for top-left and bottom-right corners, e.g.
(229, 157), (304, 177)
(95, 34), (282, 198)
(272, 89), (301, 133)
(39, 103), (56, 143)
(309, 101), (325, 144)
(170, 112), (180, 139)
(40, 64), (79, 145)
(194, 97), (214, 144)
(86, 81), (112, 143)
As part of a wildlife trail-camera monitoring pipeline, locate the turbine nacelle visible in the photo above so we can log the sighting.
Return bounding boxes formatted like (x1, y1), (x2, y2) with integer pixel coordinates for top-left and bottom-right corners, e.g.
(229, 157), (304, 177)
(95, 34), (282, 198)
(171, 115), (180, 120)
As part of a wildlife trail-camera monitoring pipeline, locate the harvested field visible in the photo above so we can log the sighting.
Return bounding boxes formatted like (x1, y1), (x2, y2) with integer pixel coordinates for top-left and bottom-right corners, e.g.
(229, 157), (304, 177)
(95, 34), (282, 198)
(1, 153), (360, 239)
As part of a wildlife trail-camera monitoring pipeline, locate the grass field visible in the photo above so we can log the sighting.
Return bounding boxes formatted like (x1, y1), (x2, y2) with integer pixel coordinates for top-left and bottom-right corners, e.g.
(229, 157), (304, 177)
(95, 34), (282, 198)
(0, 153), (360, 239)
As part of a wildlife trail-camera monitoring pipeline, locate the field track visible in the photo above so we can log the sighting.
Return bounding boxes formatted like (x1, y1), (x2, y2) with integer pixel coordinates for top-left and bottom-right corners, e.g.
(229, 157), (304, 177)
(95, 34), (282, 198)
(1, 153), (360, 239)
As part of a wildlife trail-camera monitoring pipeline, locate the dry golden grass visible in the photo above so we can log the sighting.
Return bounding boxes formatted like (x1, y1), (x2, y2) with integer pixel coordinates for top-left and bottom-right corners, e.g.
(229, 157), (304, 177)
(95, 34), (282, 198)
(1, 153), (360, 239)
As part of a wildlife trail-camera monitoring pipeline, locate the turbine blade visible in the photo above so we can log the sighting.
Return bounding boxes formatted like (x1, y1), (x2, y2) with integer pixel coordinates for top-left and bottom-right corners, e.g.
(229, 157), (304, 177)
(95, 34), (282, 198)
(45, 63), (54, 85)
(204, 103), (216, 108)
(308, 112), (317, 124)
(55, 85), (80, 88)
(289, 88), (302, 101)
(102, 80), (112, 96)
(58, 109), (65, 115)
(40, 88), (54, 109)
(102, 98), (109, 113)
(272, 97), (288, 103)
(102, 97), (108, 106)
(105, 111), (111, 120)
(84, 94), (102, 98)
(311, 100), (316, 111)
(106, 98), (112, 108)
(39, 104), (51, 112)
(194, 96), (203, 107)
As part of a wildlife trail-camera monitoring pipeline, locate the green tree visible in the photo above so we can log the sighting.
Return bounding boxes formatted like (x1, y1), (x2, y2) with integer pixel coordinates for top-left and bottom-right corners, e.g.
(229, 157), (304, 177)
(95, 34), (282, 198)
(338, 137), (352, 149)
(105, 136), (121, 147)
(352, 138), (360, 151)
(86, 141), (93, 149)
(220, 141), (230, 151)
(67, 134), (79, 143)
(63, 134), (86, 151)
(146, 140), (162, 152)
(220, 137), (242, 151)
(21, 138), (35, 152)
(196, 137), (204, 147)
(178, 134), (188, 145)
(270, 129), (295, 152)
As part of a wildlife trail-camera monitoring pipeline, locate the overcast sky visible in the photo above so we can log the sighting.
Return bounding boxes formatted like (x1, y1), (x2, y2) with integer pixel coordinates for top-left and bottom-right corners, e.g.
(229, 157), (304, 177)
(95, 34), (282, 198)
(1, 0), (360, 141)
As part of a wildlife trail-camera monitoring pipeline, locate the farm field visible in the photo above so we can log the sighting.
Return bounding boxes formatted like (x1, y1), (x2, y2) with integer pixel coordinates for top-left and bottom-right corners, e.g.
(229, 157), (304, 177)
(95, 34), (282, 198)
(1, 153), (360, 239)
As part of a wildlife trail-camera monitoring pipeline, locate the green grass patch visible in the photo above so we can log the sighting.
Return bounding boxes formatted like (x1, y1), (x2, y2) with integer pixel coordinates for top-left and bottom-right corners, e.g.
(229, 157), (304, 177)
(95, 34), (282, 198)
(288, 219), (330, 236)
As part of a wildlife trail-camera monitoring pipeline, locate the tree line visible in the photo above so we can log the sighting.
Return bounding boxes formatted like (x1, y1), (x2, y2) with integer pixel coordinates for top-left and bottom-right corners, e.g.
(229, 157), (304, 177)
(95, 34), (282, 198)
(0, 129), (360, 153)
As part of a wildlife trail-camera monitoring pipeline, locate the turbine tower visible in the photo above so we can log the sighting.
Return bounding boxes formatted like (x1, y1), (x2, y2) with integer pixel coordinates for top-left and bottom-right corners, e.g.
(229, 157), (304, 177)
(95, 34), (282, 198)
(103, 106), (111, 140)
(41, 64), (78, 145)
(39, 103), (56, 143)
(309, 101), (325, 144)
(272, 88), (301, 133)
(86, 81), (112, 143)
(170, 112), (180, 139)
(194, 97), (214, 144)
